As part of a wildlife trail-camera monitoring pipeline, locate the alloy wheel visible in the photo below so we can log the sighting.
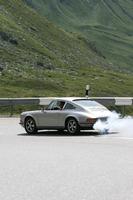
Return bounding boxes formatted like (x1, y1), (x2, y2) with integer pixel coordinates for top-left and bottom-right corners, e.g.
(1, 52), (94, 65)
(66, 118), (80, 134)
(25, 118), (37, 134)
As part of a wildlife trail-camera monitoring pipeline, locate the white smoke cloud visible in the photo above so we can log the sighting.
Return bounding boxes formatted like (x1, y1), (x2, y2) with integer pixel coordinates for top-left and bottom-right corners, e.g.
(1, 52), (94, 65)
(93, 111), (133, 136)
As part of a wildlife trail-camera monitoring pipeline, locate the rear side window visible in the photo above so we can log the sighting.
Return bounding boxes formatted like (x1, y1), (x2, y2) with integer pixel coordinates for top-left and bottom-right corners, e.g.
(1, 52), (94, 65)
(64, 103), (76, 110)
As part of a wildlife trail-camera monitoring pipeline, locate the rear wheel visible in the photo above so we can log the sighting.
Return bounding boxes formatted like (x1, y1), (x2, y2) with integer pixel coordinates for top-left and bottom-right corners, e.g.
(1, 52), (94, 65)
(24, 117), (37, 134)
(66, 118), (80, 135)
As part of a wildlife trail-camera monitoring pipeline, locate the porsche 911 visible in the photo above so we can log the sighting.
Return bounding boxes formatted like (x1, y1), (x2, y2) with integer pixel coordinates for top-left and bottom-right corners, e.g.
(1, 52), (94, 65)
(20, 98), (111, 134)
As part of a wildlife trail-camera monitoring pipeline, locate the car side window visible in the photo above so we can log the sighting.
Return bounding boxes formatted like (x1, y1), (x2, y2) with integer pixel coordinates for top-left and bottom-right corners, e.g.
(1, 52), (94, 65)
(64, 103), (76, 110)
(57, 101), (65, 110)
(46, 101), (58, 110)
(46, 101), (65, 110)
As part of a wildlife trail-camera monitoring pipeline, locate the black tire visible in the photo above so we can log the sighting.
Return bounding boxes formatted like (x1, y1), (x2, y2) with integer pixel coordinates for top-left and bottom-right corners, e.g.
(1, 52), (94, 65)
(66, 118), (80, 135)
(24, 117), (37, 134)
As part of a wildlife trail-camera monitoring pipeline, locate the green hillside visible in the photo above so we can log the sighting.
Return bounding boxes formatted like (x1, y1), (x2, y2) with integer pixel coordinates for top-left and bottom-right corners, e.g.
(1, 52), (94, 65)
(26, 0), (133, 71)
(0, 0), (133, 98)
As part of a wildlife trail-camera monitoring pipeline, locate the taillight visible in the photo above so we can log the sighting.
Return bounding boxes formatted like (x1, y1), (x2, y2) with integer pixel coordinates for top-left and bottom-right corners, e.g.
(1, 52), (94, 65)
(87, 118), (96, 124)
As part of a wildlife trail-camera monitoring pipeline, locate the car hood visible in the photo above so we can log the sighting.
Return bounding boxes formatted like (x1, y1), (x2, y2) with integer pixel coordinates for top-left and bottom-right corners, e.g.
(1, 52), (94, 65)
(21, 110), (41, 115)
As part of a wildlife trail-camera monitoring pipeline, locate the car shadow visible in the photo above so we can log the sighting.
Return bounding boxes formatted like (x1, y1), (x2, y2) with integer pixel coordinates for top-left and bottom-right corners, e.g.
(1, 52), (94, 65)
(17, 130), (118, 137)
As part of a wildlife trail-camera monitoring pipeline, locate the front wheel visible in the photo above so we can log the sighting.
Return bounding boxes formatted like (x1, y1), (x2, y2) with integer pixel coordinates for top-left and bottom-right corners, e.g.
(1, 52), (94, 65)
(24, 117), (37, 134)
(66, 118), (80, 135)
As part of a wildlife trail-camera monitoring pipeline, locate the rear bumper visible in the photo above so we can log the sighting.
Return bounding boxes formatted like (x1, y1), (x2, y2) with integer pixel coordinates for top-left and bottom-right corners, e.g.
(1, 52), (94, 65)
(79, 123), (94, 130)
(79, 117), (108, 130)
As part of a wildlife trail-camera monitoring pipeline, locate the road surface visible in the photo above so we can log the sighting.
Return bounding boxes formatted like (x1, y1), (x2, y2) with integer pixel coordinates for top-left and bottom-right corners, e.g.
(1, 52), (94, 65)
(0, 118), (133, 200)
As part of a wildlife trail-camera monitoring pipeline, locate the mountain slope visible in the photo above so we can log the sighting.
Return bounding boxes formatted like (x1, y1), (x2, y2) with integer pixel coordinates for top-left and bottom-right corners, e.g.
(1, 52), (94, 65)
(0, 0), (107, 70)
(26, 0), (133, 71)
(0, 0), (108, 96)
(0, 0), (133, 98)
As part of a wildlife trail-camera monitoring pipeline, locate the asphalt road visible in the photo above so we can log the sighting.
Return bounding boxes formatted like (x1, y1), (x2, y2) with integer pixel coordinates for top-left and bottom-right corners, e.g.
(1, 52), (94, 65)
(0, 118), (133, 200)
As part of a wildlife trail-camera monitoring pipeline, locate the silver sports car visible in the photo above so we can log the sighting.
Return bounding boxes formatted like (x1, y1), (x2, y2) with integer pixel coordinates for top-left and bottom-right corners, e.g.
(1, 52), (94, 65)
(20, 98), (111, 134)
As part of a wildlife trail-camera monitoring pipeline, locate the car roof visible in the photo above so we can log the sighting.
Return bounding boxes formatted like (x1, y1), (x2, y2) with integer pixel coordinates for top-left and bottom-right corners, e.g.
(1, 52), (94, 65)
(39, 97), (95, 106)
(54, 97), (91, 102)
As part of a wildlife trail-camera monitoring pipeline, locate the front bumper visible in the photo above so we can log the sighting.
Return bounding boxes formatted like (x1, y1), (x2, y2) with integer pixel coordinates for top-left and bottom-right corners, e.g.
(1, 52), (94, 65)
(19, 120), (24, 127)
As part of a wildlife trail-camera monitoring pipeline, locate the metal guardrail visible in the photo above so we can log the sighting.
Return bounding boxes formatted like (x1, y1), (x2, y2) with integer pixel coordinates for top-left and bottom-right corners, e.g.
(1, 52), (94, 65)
(0, 97), (132, 116)
(0, 97), (133, 106)
(90, 97), (133, 106)
(0, 98), (40, 106)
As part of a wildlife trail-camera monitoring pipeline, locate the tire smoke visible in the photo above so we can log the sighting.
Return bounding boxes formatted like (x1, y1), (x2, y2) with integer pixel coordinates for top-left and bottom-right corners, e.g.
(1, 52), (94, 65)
(93, 111), (133, 135)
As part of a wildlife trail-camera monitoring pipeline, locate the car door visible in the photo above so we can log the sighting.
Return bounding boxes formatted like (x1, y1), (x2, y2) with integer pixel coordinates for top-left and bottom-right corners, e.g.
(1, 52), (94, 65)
(38, 100), (66, 128)
(38, 110), (59, 127)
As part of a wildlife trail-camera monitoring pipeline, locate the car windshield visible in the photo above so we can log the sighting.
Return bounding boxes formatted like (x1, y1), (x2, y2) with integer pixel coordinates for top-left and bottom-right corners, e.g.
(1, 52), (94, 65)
(74, 100), (105, 108)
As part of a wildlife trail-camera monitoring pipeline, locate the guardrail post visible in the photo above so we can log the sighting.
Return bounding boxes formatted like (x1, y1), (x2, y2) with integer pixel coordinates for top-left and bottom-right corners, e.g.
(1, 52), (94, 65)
(10, 104), (13, 117)
(122, 106), (125, 117)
